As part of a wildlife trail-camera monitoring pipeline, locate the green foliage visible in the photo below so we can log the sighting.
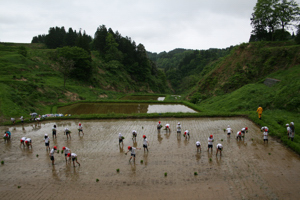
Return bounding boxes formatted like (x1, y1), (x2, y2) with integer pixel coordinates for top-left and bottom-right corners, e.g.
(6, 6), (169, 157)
(18, 46), (27, 57)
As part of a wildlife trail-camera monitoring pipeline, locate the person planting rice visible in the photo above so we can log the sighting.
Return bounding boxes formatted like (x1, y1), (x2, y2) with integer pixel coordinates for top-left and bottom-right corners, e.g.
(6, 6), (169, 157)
(289, 122), (295, 141)
(241, 127), (248, 137)
(216, 143), (223, 156)
(44, 134), (50, 151)
(177, 122), (181, 134)
(261, 126), (269, 133)
(52, 125), (57, 139)
(142, 135), (149, 152)
(20, 137), (26, 147)
(119, 133), (124, 146)
(49, 146), (57, 165)
(132, 130), (137, 142)
(157, 121), (162, 132)
(184, 130), (190, 139)
(263, 129), (268, 144)
(3, 133), (10, 143)
(207, 135), (214, 152)
(64, 128), (71, 140)
(226, 125), (233, 138)
(125, 146), (141, 162)
(236, 131), (242, 141)
(67, 153), (80, 167)
(62, 146), (71, 163)
(11, 118), (15, 124)
(196, 141), (201, 152)
(286, 124), (291, 136)
(165, 123), (171, 132)
(4, 131), (11, 139)
(25, 138), (32, 149)
(78, 123), (84, 136)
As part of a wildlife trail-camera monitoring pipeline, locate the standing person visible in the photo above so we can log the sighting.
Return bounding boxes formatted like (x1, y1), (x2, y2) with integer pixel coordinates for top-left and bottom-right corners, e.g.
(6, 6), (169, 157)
(49, 146), (57, 165)
(4, 131), (11, 139)
(216, 143), (223, 156)
(142, 135), (149, 152)
(44, 134), (50, 151)
(20, 137), (26, 147)
(261, 126), (269, 133)
(184, 130), (190, 139)
(64, 128), (71, 140)
(207, 135), (214, 153)
(263, 129), (268, 144)
(286, 124), (291, 136)
(157, 121), (162, 132)
(62, 146), (71, 163)
(132, 130), (137, 142)
(125, 146), (141, 162)
(20, 116), (24, 123)
(177, 122), (181, 135)
(78, 123), (84, 136)
(11, 118), (15, 124)
(236, 131), (242, 141)
(3, 133), (10, 143)
(119, 133), (124, 146)
(67, 153), (80, 167)
(196, 141), (201, 152)
(52, 125), (57, 139)
(25, 138), (32, 149)
(256, 105), (263, 120)
(226, 125), (233, 138)
(289, 122), (295, 141)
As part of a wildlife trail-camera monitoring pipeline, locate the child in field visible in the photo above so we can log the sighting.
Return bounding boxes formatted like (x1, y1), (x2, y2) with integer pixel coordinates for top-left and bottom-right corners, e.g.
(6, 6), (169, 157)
(64, 128), (71, 140)
(25, 138), (32, 149)
(261, 126), (269, 133)
(11, 118), (15, 124)
(157, 121), (162, 131)
(3, 133), (10, 143)
(177, 122), (181, 134)
(20, 137), (26, 147)
(241, 127), (248, 137)
(4, 131), (11, 139)
(226, 125), (233, 138)
(165, 124), (171, 132)
(20, 116), (24, 123)
(125, 146), (141, 162)
(289, 122), (295, 141)
(196, 141), (201, 152)
(62, 146), (71, 163)
(207, 135), (214, 152)
(132, 130), (137, 142)
(52, 125), (57, 139)
(216, 143), (223, 156)
(236, 131), (242, 140)
(263, 129), (268, 144)
(67, 153), (80, 167)
(143, 135), (149, 152)
(49, 146), (57, 165)
(286, 124), (291, 136)
(119, 133), (124, 146)
(78, 123), (84, 136)
(44, 134), (50, 151)
(184, 130), (190, 139)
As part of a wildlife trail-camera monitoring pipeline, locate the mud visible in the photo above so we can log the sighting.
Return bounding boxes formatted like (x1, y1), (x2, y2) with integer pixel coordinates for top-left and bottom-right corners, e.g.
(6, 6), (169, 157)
(1, 117), (300, 199)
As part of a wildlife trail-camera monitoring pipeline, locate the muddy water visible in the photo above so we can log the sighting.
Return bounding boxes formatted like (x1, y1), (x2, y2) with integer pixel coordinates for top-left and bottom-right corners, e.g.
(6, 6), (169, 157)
(1, 118), (300, 199)
(57, 103), (197, 115)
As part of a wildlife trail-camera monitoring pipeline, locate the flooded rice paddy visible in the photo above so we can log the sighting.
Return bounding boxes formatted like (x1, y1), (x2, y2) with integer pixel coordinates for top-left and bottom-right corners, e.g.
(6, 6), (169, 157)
(1, 117), (300, 199)
(57, 103), (197, 115)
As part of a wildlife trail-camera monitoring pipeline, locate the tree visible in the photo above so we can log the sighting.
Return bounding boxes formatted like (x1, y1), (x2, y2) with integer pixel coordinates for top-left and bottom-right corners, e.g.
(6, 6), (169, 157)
(250, 0), (300, 41)
(295, 24), (300, 44)
(93, 25), (108, 56)
(105, 33), (123, 62)
(45, 26), (66, 48)
(57, 57), (75, 88)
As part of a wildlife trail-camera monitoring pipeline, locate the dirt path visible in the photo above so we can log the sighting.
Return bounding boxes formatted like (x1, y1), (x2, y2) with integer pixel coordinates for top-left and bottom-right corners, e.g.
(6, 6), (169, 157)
(1, 117), (300, 199)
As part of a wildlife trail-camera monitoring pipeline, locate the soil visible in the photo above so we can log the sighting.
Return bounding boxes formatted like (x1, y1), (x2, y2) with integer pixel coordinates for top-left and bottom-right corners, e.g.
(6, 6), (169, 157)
(1, 117), (300, 200)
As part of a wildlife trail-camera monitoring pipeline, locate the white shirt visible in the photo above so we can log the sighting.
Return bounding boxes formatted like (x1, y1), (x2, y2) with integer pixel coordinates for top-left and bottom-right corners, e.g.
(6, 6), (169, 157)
(184, 130), (189, 134)
(25, 138), (31, 142)
(241, 128), (245, 132)
(196, 141), (201, 146)
(45, 137), (49, 143)
(217, 143), (223, 149)
(208, 137), (213, 145)
(143, 138), (148, 145)
(50, 148), (55, 156)
(131, 147), (136, 154)
(71, 153), (77, 158)
(226, 127), (232, 133)
(119, 133), (123, 139)
(21, 137), (26, 141)
(237, 131), (241, 136)
(263, 131), (268, 139)
(165, 124), (170, 128)
(64, 147), (70, 154)
(78, 125), (83, 130)
(177, 125), (181, 131)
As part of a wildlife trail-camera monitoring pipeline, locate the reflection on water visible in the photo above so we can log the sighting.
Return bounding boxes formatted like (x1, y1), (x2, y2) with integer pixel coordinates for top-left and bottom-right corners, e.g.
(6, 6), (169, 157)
(57, 103), (197, 115)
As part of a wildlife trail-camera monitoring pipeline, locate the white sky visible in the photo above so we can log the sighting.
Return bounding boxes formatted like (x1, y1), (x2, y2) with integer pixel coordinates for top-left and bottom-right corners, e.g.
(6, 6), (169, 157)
(0, 0), (299, 53)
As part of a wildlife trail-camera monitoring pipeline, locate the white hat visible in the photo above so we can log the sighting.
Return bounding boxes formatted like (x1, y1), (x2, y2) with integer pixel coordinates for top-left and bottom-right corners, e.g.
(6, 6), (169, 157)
(290, 122), (294, 125)
(45, 134), (48, 136)
(178, 122), (180, 124)
(286, 124), (289, 126)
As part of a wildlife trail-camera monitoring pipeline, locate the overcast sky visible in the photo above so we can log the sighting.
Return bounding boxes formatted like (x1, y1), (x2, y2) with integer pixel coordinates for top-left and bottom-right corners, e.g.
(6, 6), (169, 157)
(1, 0), (299, 53)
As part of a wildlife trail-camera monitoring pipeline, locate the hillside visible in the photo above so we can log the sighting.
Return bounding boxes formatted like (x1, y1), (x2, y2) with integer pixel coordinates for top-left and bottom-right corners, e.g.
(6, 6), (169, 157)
(0, 43), (170, 121)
